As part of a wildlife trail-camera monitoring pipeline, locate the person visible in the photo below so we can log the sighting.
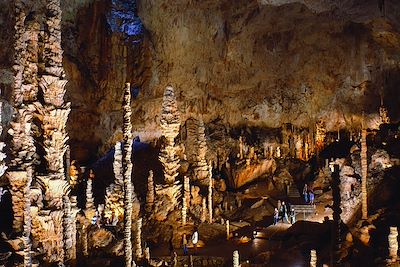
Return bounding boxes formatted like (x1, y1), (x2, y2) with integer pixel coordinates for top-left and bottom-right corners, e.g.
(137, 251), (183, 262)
(273, 207), (279, 225)
(290, 208), (296, 224)
(309, 190), (315, 205)
(303, 184), (309, 203)
(192, 229), (199, 255)
(280, 201), (288, 223)
(183, 234), (188, 255)
(91, 211), (99, 226)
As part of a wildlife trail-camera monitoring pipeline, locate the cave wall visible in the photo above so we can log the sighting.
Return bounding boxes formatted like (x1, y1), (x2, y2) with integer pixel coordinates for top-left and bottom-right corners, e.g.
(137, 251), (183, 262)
(0, 0), (400, 163)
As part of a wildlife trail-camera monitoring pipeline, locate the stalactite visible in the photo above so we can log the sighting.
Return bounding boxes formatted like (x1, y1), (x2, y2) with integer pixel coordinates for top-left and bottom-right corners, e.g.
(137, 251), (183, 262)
(23, 167), (33, 267)
(233, 250), (239, 267)
(146, 170), (154, 212)
(201, 197), (207, 223)
(388, 227), (398, 262)
(361, 129), (368, 220)
(159, 86), (181, 184)
(123, 83), (134, 267)
(135, 218), (142, 259)
(208, 163), (213, 224)
(310, 249), (317, 267)
(86, 173), (95, 212)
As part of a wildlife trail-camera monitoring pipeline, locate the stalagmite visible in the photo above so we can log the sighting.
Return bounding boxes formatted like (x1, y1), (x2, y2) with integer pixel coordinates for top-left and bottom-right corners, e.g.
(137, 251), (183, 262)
(201, 197), (207, 223)
(123, 83), (135, 267)
(159, 86), (181, 184)
(182, 180), (187, 225)
(233, 250), (239, 267)
(239, 136), (244, 160)
(69, 160), (79, 189)
(331, 164), (342, 265)
(226, 220), (230, 240)
(146, 170), (155, 212)
(379, 105), (390, 124)
(104, 142), (124, 220)
(310, 249), (317, 267)
(184, 175), (190, 209)
(86, 172), (95, 212)
(23, 167), (33, 267)
(208, 164), (213, 223)
(135, 218), (142, 259)
(388, 227), (398, 262)
(361, 129), (368, 220)
(0, 103), (6, 179)
(193, 118), (210, 184)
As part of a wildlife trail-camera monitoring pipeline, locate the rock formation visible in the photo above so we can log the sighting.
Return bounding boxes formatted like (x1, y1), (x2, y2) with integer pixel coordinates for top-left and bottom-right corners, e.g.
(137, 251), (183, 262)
(310, 249), (317, 267)
(104, 142), (125, 220)
(361, 129), (368, 220)
(193, 118), (210, 185)
(159, 86), (181, 184)
(86, 172), (95, 212)
(135, 218), (142, 259)
(388, 227), (398, 263)
(122, 83), (134, 267)
(233, 250), (239, 267)
(146, 170), (154, 212)
(208, 164), (213, 223)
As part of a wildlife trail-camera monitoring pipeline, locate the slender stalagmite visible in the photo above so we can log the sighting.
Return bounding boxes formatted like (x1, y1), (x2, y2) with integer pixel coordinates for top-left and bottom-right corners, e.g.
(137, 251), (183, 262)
(135, 218), (142, 259)
(310, 249), (317, 267)
(201, 197), (206, 223)
(388, 227), (398, 262)
(233, 250), (239, 267)
(146, 170), (154, 212)
(123, 83), (134, 267)
(23, 167), (33, 267)
(226, 220), (230, 240)
(361, 129), (368, 220)
(208, 163), (213, 223)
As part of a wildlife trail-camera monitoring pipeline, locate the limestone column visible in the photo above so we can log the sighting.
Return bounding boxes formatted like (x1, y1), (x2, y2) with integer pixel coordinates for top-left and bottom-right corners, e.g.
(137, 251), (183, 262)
(159, 86), (181, 184)
(122, 83), (134, 267)
(361, 129), (368, 220)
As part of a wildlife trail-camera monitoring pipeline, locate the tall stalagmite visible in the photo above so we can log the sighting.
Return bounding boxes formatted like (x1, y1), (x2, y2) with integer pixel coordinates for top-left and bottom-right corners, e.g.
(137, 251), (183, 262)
(208, 163), (213, 223)
(104, 142), (124, 220)
(193, 118), (210, 184)
(146, 170), (154, 212)
(361, 129), (368, 220)
(135, 218), (143, 259)
(159, 86), (181, 184)
(123, 83), (134, 267)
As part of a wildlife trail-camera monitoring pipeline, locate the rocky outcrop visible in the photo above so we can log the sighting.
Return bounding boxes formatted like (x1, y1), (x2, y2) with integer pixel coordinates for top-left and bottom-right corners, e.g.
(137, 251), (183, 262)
(232, 159), (276, 188)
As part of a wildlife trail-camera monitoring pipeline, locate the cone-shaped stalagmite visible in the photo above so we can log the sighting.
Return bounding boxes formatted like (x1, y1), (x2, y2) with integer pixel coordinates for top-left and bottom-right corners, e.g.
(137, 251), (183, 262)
(233, 250), (239, 267)
(388, 227), (398, 262)
(159, 86), (181, 184)
(361, 129), (368, 220)
(123, 83), (135, 267)
(208, 163), (213, 223)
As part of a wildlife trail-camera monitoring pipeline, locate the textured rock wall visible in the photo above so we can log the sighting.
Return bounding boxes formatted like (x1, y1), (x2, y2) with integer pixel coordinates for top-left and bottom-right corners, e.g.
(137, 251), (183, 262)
(1, 0), (400, 162)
